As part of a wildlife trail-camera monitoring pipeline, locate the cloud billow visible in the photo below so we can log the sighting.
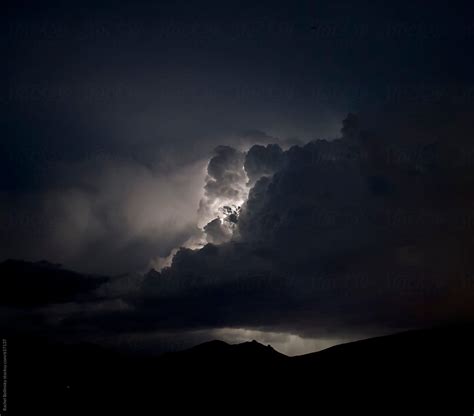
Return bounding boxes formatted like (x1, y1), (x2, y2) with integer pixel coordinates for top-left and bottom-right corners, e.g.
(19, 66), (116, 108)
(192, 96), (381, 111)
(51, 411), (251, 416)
(136, 110), (474, 338)
(5, 109), (474, 346)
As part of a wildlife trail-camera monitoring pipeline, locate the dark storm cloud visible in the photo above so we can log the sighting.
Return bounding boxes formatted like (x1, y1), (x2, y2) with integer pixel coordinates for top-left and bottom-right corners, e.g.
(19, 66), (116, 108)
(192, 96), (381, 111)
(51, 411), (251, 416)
(0, 259), (107, 307)
(125, 106), (474, 338)
(244, 144), (285, 186)
(6, 106), (474, 349)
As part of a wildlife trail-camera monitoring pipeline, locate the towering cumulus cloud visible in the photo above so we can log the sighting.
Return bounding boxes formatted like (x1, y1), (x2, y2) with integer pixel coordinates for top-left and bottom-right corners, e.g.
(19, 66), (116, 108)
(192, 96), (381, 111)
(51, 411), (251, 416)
(5, 109), (474, 350)
(136, 108), (474, 340)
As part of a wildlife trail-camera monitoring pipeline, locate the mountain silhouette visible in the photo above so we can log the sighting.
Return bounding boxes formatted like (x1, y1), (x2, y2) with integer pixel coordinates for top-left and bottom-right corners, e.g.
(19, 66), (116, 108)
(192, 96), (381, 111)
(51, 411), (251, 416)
(6, 326), (474, 415)
(169, 339), (284, 360)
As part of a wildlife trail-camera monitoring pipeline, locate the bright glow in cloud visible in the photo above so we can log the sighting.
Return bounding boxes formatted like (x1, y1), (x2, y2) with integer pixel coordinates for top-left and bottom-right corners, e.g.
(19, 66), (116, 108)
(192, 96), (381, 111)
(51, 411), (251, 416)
(154, 148), (250, 270)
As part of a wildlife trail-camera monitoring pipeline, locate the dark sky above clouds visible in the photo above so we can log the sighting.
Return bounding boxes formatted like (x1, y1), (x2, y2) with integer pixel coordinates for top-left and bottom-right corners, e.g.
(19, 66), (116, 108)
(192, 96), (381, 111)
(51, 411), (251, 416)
(2, 0), (474, 354)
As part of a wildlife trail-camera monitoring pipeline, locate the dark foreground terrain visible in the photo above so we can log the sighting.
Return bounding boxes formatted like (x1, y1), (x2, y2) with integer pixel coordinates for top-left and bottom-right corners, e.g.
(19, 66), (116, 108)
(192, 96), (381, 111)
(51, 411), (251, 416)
(5, 326), (474, 415)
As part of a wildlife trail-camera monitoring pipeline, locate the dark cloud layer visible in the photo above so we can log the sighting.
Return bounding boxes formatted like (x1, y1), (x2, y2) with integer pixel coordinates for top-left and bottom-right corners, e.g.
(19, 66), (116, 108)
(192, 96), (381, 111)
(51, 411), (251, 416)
(0, 259), (107, 307)
(4, 107), (474, 349)
(3, 105), (474, 353)
(132, 107), (474, 339)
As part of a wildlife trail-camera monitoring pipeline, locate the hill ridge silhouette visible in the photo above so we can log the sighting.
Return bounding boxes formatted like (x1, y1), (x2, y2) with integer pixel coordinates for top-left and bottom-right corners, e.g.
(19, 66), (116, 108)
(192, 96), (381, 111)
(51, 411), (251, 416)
(6, 325), (474, 414)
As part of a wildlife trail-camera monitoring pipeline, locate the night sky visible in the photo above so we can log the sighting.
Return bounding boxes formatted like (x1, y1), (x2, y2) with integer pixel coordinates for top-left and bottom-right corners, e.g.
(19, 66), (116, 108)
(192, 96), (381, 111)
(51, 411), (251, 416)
(2, 0), (474, 355)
